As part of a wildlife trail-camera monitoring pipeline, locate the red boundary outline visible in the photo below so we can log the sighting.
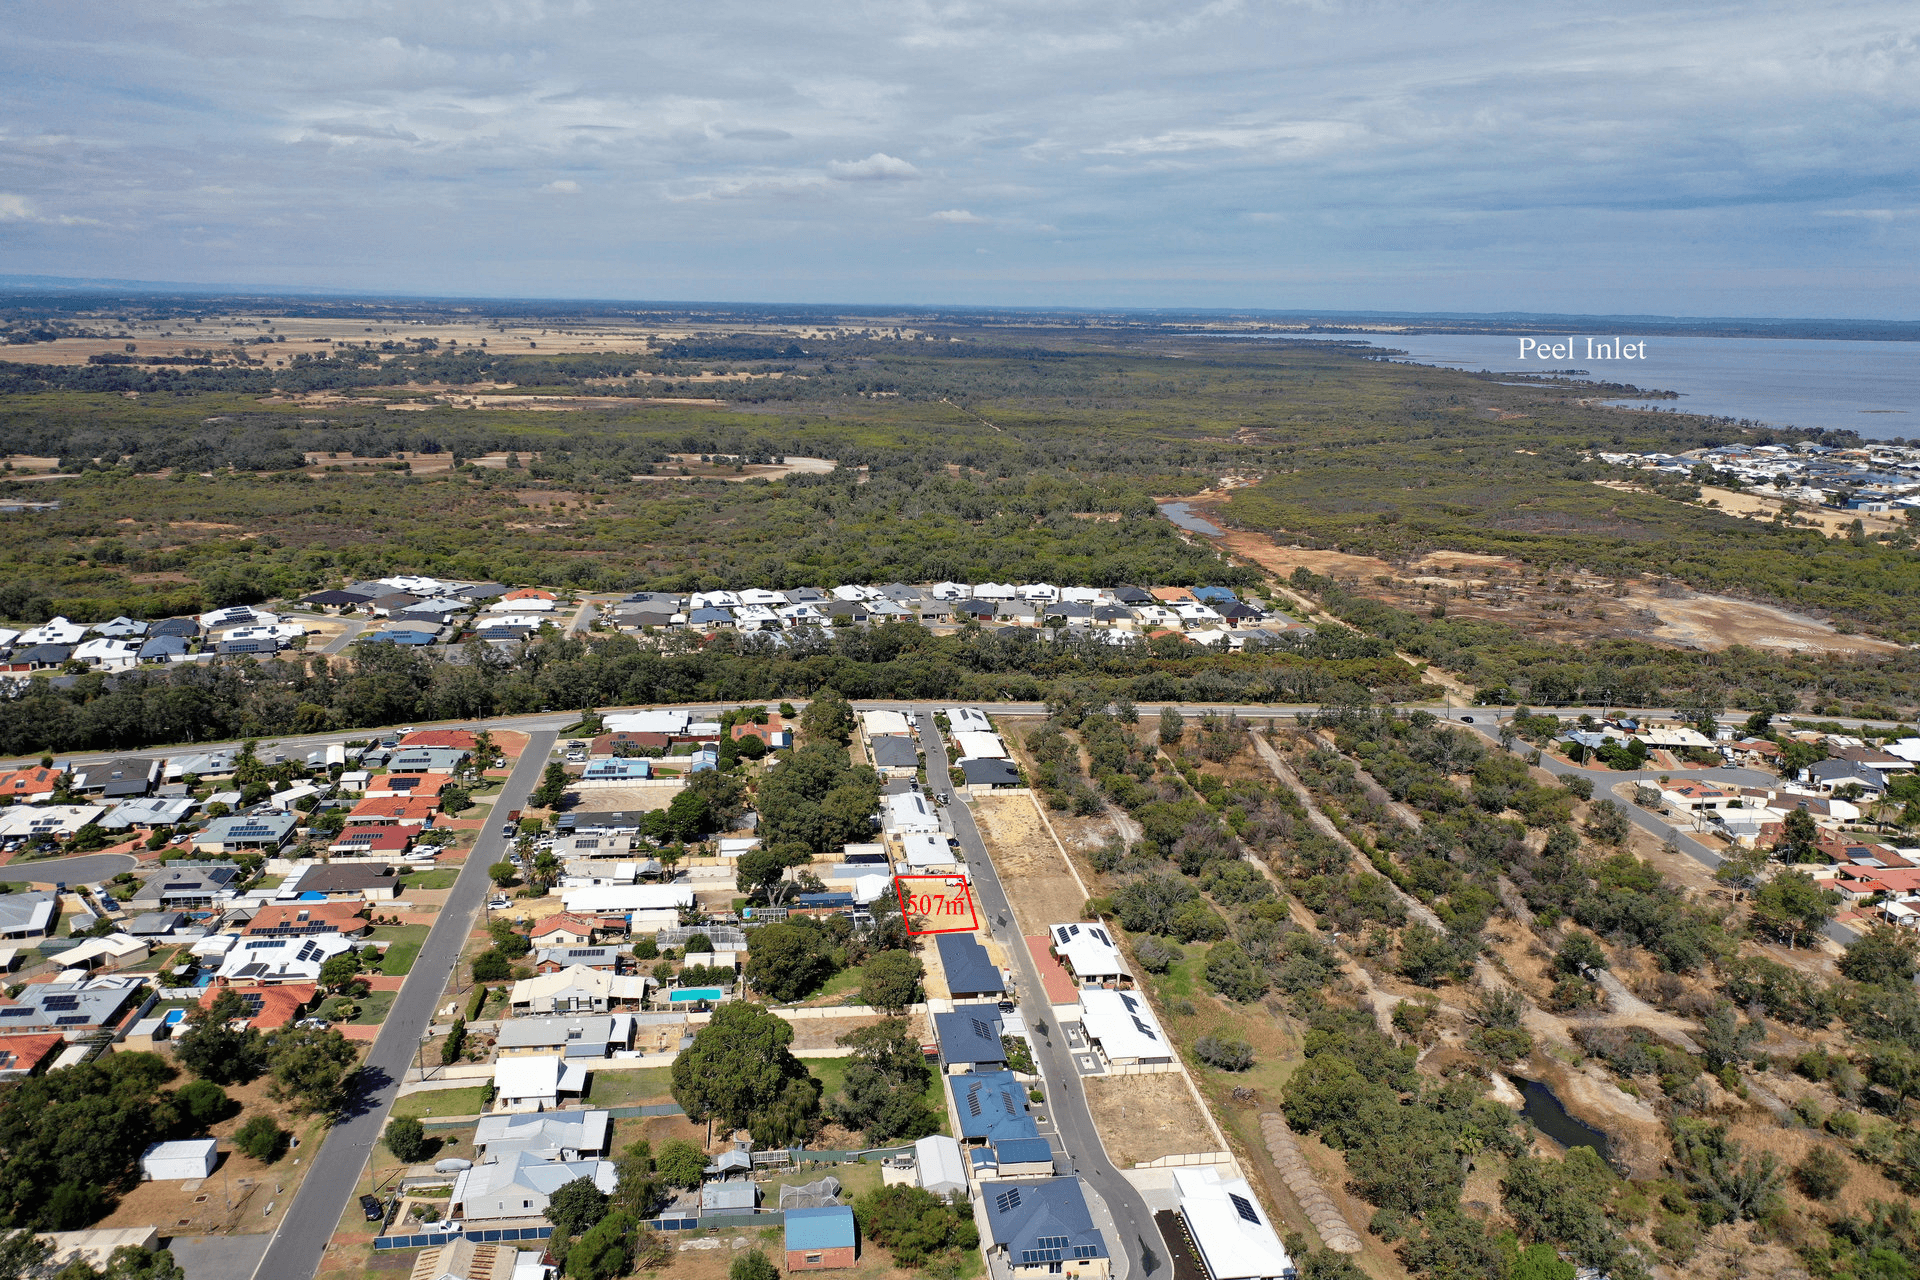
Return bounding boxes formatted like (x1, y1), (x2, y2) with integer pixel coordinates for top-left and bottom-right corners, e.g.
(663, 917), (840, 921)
(894, 874), (981, 935)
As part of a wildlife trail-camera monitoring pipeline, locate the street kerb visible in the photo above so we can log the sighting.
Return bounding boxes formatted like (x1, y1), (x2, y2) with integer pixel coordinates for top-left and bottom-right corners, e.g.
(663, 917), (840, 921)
(894, 874), (980, 935)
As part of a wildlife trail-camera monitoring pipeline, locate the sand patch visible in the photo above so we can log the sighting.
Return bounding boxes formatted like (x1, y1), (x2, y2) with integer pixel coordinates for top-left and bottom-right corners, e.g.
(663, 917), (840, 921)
(1083, 1073), (1216, 1166)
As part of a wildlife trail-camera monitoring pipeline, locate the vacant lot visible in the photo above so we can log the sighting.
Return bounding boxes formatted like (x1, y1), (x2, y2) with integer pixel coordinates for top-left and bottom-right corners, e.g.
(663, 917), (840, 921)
(1081, 1073), (1215, 1167)
(972, 795), (1086, 933)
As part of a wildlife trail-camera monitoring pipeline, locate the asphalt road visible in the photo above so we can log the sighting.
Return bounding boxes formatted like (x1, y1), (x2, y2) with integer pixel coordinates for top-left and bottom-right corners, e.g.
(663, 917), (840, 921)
(915, 707), (1166, 1280)
(319, 619), (366, 655)
(248, 730), (557, 1280)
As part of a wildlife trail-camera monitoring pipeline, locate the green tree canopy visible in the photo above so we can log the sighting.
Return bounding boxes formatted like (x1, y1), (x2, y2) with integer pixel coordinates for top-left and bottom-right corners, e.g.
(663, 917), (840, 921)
(670, 1002), (822, 1145)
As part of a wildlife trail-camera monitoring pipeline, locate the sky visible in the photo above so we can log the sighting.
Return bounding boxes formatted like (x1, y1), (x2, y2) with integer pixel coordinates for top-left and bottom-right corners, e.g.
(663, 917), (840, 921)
(2, 0), (1918, 315)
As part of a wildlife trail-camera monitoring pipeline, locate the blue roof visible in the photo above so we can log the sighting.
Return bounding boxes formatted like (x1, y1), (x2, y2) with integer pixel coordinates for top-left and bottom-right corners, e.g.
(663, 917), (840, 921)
(952, 1071), (1037, 1141)
(980, 1178), (1108, 1264)
(784, 1205), (855, 1251)
(797, 892), (855, 908)
(1191, 586), (1239, 603)
(993, 1138), (1055, 1167)
(933, 1008), (1004, 1066)
(936, 933), (1006, 995)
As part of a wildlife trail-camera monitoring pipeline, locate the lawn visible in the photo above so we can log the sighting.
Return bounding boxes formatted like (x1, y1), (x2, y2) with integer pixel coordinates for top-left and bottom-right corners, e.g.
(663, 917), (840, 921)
(323, 989), (397, 1025)
(582, 1067), (676, 1108)
(371, 924), (430, 975)
(400, 868), (459, 891)
(392, 1086), (491, 1120)
(808, 965), (865, 1004)
(255, 874), (284, 890)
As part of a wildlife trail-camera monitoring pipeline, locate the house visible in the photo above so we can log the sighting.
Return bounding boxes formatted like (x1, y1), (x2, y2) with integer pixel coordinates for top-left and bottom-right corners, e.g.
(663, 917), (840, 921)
(914, 1134), (968, 1195)
(869, 735), (920, 776)
(579, 759), (652, 785)
(450, 1151), (615, 1219)
(534, 946), (624, 974)
(399, 729), (479, 752)
(0, 891), (57, 940)
(899, 831), (958, 872)
(99, 795), (198, 831)
(784, 1206), (858, 1271)
(65, 758), (159, 799)
(124, 911), (187, 939)
(1658, 783), (1731, 814)
(328, 829), (414, 857)
(194, 812), (297, 854)
(301, 589), (374, 611)
(0, 767), (61, 802)
(57, 933), (150, 971)
(344, 796), (440, 829)
(3, 644), (72, 672)
(389, 747), (466, 774)
(1174, 1167), (1294, 1280)
(406, 1240), (547, 1280)
(128, 866), (240, 910)
(491, 1056), (591, 1112)
(285, 862), (400, 900)
(1808, 759), (1887, 797)
(979, 1178), (1110, 1280)
(147, 616), (201, 639)
(1078, 988), (1172, 1067)
(861, 709), (913, 738)
(935, 933), (1007, 1002)
(0, 974), (143, 1036)
(883, 792), (940, 835)
(955, 731), (1008, 760)
(975, 1138), (1056, 1181)
(531, 914), (601, 948)
(196, 982), (318, 1031)
(952, 1071), (1039, 1142)
(1048, 922), (1131, 986)
(509, 965), (652, 1015)
(589, 731), (672, 759)
(961, 758), (1021, 788)
(0, 804), (107, 841)
(934, 1008), (1006, 1073)
(244, 902), (370, 937)
(71, 638), (140, 669)
(559, 885), (694, 917)
(0, 1033), (66, 1077)
(494, 1015), (633, 1059)
(18, 617), (87, 646)
(473, 1109), (612, 1161)
(216, 933), (356, 985)
(140, 1139), (218, 1182)
(364, 773), (450, 800)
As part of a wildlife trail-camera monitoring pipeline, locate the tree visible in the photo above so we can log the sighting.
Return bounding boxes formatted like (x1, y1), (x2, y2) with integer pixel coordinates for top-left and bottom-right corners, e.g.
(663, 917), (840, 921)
(233, 1114), (288, 1162)
(1512, 1244), (1576, 1280)
(1555, 931), (1608, 976)
(1397, 923), (1473, 987)
(1194, 1035), (1256, 1071)
(1777, 807), (1821, 863)
(471, 949), (512, 983)
(1697, 1002), (1760, 1072)
(530, 851), (561, 890)
(743, 922), (840, 1003)
(801, 688), (855, 745)
(487, 861), (518, 888)
(654, 1139), (708, 1189)
(1841, 926), (1920, 987)
(854, 1185), (979, 1267)
(859, 949), (923, 1015)
(736, 843), (813, 905)
(1750, 870), (1839, 949)
(176, 1080), (230, 1128)
(1204, 941), (1268, 1002)
(1159, 706), (1186, 746)
(663, 788), (712, 842)
(441, 1016), (467, 1066)
(670, 1002), (821, 1143)
(545, 1176), (610, 1237)
(1795, 1146), (1850, 1201)
(1669, 1117), (1784, 1223)
(0, 1229), (50, 1280)
(730, 1249), (778, 1280)
(530, 760), (569, 810)
(174, 989), (265, 1085)
(829, 1018), (940, 1145)
(383, 1115), (429, 1163)
(609, 1139), (663, 1218)
(262, 1025), (359, 1117)
(566, 1210), (637, 1280)
(318, 950), (361, 993)
(1584, 800), (1630, 845)
(74, 1244), (187, 1280)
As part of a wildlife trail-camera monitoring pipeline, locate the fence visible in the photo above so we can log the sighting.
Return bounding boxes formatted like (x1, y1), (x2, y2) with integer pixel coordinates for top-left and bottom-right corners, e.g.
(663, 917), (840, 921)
(374, 1225), (552, 1251)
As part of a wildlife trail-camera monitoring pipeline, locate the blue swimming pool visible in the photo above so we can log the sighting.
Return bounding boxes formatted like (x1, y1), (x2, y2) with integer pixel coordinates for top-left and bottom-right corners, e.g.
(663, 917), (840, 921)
(669, 988), (723, 1004)
(162, 1008), (187, 1026)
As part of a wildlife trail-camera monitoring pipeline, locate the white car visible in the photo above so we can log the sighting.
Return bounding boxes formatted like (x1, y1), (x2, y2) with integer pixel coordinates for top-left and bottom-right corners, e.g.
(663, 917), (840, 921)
(487, 897), (509, 909)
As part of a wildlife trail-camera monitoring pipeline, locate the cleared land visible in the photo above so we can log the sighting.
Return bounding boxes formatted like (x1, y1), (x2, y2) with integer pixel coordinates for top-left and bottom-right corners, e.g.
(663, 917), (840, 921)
(1080, 1073), (1215, 1167)
(970, 794), (1087, 933)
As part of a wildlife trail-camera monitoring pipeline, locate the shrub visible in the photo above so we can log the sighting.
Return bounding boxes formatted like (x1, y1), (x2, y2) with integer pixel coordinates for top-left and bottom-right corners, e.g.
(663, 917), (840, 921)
(177, 1079), (231, 1127)
(1134, 935), (1181, 973)
(233, 1114), (289, 1163)
(1194, 1035), (1256, 1071)
(1794, 1146), (1850, 1201)
(383, 1115), (430, 1163)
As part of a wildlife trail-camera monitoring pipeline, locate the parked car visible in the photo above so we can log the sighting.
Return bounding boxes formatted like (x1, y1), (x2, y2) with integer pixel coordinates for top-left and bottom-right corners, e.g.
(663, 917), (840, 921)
(500, 823), (516, 839)
(360, 1194), (383, 1222)
(488, 897), (509, 909)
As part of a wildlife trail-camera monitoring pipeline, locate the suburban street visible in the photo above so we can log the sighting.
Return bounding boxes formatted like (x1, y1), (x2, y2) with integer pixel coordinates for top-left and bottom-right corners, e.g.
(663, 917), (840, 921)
(248, 730), (557, 1280)
(915, 707), (1167, 1280)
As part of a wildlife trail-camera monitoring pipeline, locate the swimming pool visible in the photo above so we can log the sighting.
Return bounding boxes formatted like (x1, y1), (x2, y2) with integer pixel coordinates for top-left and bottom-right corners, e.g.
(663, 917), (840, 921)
(668, 988), (724, 1004)
(162, 1008), (187, 1026)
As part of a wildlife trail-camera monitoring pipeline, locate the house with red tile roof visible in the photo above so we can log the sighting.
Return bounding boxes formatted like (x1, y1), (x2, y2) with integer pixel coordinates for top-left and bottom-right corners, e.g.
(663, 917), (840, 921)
(244, 902), (370, 937)
(0, 768), (60, 802)
(197, 982), (318, 1030)
(531, 914), (601, 947)
(328, 828), (414, 856)
(0, 1033), (65, 1076)
(502, 588), (558, 602)
(398, 729), (479, 752)
(344, 795), (439, 828)
(365, 773), (451, 799)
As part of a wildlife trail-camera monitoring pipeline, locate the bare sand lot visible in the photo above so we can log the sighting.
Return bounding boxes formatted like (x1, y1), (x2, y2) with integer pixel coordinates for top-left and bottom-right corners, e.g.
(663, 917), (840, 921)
(971, 794), (1087, 933)
(1082, 1073), (1215, 1166)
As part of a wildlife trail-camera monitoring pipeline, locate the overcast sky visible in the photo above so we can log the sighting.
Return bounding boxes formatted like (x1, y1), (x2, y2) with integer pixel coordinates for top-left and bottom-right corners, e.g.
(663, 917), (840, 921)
(3, 0), (1916, 315)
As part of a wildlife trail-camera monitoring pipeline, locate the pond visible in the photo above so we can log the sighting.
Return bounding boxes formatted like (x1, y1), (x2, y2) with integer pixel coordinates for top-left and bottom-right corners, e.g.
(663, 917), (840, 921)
(1156, 502), (1225, 537)
(1517, 1076), (1611, 1160)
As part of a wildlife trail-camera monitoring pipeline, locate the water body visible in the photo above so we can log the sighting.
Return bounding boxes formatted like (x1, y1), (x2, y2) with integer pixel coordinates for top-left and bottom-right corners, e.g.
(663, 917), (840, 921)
(1158, 502), (1225, 537)
(1516, 1076), (1611, 1159)
(1213, 333), (1920, 439)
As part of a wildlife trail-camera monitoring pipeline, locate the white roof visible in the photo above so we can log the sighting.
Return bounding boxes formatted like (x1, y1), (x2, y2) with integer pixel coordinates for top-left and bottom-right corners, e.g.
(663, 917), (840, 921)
(20, 617), (88, 645)
(883, 792), (940, 833)
(494, 1056), (562, 1099)
(861, 709), (912, 738)
(561, 885), (694, 914)
(1174, 1167), (1294, 1280)
(1049, 922), (1130, 980)
(1079, 987), (1171, 1062)
(217, 932), (354, 982)
(853, 874), (893, 903)
(604, 709), (694, 735)
(955, 731), (1007, 760)
(971, 583), (1016, 599)
(900, 831), (956, 867)
(0, 805), (107, 838)
(190, 933), (238, 958)
(944, 707), (992, 733)
(73, 638), (139, 662)
(1885, 738), (1920, 763)
(488, 596), (557, 612)
(915, 1134), (968, 1194)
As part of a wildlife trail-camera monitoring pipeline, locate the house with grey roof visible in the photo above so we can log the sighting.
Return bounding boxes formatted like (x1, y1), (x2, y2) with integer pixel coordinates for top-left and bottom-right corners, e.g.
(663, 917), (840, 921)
(451, 1152), (617, 1223)
(979, 1178), (1111, 1280)
(100, 796), (199, 831)
(0, 975), (144, 1037)
(934, 1008), (1007, 1072)
(69, 758), (159, 799)
(473, 1109), (612, 1162)
(195, 812), (296, 854)
(128, 866), (241, 910)
(495, 1014), (634, 1058)
(0, 890), (58, 940)
(868, 735), (920, 777)
(138, 635), (190, 663)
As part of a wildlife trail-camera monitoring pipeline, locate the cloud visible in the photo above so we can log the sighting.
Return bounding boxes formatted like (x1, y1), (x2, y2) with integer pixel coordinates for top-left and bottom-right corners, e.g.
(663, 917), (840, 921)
(929, 208), (985, 223)
(541, 179), (581, 193)
(0, 195), (31, 221)
(827, 152), (920, 181)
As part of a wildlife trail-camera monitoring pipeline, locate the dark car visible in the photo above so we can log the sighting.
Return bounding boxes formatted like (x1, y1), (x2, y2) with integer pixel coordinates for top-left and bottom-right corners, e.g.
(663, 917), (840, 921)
(360, 1194), (383, 1222)
(1460, 715), (1475, 723)
(997, 999), (1016, 1012)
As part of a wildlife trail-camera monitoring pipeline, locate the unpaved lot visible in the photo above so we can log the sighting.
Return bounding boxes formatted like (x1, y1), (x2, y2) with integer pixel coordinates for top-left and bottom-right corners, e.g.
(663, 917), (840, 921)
(1082, 1073), (1216, 1166)
(972, 795), (1087, 933)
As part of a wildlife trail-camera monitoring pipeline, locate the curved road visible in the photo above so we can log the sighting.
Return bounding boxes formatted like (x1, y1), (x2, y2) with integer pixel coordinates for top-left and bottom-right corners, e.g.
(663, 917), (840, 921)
(2, 852), (139, 885)
(249, 730), (557, 1280)
(916, 707), (1166, 1280)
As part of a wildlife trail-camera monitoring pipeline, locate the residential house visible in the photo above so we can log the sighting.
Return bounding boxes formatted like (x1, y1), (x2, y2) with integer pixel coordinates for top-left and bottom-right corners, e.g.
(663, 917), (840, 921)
(869, 735), (920, 777)
(244, 902), (370, 937)
(531, 914), (601, 948)
(979, 1179), (1110, 1280)
(1078, 988), (1173, 1067)
(388, 747), (466, 774)
(1808, 759), (1888, 798)
(128, 866), (239, 910)
(99, 796), (198, 831)
(934, 1008), (1006, 1073)
(71, 638), (140, 670)
(493, 1015), (634, 1059)
(344, 795), (440, 829)
(784, 1206), (858, 1272)
(0, 767), (60, 802)
(195, 982), (317, 1031)
(0, 974), (144, 1037)
(215, 933), (356, 985)
(961, 758), (1021, 788)
(450, 1150), (613, 1218)
(935, 933), (1006, 1002)
(364, 773), (450, 800)
(285, 862), (400, 900)
(508, 964), (652, 1015)
(1174, 1167), (1294, 1280)
(0, 1033), (67, 1077)
(534, 946), (625, 974)
(473, 1109), (612, 1161)
(4, 644), (73, 672)
(490, 1056), (591, 1113)
(578, 759), (652, 786)
(0, 804), (106, 841)
(194, 812), (296, 854)
(327, 829), (414, 857)
(1048, 922), (1131, 986)
(589, 731), (671, 759)
(954, 731), (1008, 760)
(399, 729), (479, 752)
(952, 1071), (1039, 1143)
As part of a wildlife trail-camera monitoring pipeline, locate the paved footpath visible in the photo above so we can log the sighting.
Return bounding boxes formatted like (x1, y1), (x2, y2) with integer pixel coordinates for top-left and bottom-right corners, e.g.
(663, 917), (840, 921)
(249, 730), (557, 1280)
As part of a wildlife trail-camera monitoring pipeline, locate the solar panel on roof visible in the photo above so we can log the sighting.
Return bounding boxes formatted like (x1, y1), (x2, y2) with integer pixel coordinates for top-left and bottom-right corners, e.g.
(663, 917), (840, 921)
(1229, 1192), (1260, 1224)
(966, 1090), (982, 1117)
(994, 1188), (1022, 1213)
(42, 995), (79, 1011)
(1002, 1092), (1016, 1116)
(56, 1015), (90, 1026)
(1072, 1246), (1101, 1258)
(970, 1017), (992, 1040)
(0, 1008), (32, 1018)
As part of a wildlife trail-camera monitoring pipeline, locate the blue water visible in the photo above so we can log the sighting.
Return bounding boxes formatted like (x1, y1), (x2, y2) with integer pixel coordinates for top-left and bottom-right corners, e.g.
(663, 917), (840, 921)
(162, 1008), (186, 1025)
(669, 987), (723, 1003)
(1157, 502), (1225, 537)
(1217, 333), (1920, 439)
